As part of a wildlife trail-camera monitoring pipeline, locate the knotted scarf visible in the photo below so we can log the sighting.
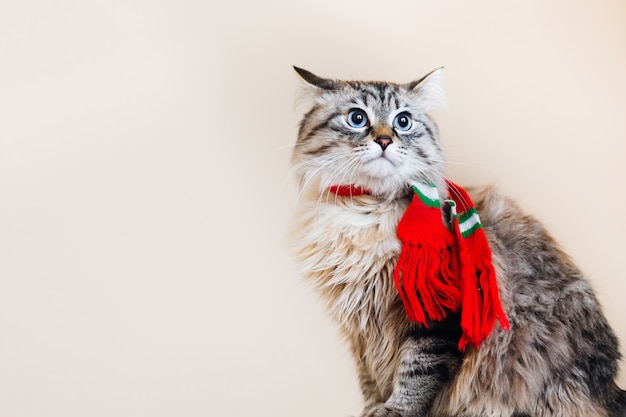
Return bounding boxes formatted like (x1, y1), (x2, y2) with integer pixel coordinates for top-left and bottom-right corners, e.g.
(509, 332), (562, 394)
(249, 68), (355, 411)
(329, 180), (510, 350)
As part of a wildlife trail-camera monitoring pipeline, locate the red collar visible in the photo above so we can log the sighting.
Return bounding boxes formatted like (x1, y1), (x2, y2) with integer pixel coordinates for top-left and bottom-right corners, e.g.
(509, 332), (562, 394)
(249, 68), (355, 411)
(328, 185), (372, 196)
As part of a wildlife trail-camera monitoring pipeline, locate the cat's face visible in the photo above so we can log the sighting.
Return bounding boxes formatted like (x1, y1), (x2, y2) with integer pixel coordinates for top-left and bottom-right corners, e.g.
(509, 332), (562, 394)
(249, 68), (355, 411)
(292, 67), (446, 200)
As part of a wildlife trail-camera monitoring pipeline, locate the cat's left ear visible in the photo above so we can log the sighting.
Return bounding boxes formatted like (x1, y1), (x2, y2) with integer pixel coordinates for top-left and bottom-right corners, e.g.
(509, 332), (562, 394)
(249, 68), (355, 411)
(293, 66), (340, 90)
(403, 67), (446, 110)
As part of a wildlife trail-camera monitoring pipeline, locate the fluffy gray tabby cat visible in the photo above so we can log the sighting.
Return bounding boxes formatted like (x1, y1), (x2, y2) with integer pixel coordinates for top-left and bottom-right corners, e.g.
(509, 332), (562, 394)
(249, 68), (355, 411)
(291, 67), (626, 417)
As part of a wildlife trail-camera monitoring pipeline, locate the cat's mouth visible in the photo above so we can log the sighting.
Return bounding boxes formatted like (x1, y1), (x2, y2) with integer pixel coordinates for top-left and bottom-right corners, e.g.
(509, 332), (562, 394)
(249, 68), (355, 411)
(364, 153), (397, 167)
(361, 154), (398, 178)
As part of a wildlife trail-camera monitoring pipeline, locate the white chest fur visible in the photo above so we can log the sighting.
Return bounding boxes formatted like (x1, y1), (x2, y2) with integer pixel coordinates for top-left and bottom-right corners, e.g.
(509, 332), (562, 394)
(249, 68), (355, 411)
(294, 196), (410, 330)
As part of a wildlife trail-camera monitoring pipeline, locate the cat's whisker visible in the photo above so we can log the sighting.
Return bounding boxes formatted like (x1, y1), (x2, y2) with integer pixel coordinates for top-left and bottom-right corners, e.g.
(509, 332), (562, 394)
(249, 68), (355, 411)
(266, 142), (299, 155)
(337, 158), (365, 203)
(445, 179), (474, 212)
(318, 156), (363, 209)
(445, 160), (494, 170)
(330, 156), (362, 189)
(293, 152), (357, 202)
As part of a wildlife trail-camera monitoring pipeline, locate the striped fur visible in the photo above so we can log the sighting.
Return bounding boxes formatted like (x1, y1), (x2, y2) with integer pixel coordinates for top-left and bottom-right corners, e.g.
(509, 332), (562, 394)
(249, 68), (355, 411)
(291, 68), (625, 417)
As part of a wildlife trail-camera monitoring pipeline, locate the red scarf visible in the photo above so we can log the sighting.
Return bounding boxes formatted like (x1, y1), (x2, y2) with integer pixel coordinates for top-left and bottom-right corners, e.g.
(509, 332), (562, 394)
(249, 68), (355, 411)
(329, 181), (510, 350)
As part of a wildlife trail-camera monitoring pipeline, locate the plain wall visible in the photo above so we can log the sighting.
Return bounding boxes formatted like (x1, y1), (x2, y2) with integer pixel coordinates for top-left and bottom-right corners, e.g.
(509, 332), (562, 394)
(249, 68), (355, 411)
(1, 1), (625, 416)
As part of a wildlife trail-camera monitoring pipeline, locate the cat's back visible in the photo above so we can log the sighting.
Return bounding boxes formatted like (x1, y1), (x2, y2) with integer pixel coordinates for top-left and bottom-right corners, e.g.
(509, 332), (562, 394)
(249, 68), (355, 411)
(469, 184), (588, 296)
(435, 185), (623, 417)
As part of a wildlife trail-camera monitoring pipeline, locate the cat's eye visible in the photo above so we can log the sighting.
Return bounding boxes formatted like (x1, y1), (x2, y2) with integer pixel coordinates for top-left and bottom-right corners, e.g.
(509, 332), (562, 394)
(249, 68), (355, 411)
(393, 112), (412, 131)
(346, 109), (369, 129)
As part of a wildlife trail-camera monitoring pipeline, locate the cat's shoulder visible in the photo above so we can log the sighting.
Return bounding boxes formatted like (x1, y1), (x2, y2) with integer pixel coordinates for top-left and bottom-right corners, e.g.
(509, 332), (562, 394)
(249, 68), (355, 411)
(466, 184), (552, 248)
(465, 184), (525, 224)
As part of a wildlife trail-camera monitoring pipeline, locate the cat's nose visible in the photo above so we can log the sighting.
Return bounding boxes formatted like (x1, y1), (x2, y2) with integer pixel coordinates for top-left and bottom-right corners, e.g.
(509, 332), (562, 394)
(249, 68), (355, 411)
(374, 135), (392, 151)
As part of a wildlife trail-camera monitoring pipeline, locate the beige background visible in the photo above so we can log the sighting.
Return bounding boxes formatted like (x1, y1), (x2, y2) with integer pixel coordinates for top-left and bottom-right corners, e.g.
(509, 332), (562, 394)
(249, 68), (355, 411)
(1, 1), (625, 416)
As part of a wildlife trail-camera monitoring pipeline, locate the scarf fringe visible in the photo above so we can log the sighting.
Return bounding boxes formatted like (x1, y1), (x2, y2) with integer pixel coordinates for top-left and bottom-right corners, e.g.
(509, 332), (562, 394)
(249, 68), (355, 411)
(395, 243), (463, 324)
(394, 187), (463, 327)
(396, 181), (510, 351)
(449, 182), (510, 350)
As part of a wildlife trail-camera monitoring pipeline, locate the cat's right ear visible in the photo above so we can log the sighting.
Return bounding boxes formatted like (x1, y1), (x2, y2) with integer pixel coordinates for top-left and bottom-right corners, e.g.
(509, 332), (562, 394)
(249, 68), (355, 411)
(403, 67), (447, 111)
(293, 66), (339, 90)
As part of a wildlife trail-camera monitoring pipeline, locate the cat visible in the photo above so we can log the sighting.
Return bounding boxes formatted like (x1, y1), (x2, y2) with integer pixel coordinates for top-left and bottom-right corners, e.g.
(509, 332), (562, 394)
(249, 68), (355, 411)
(291, 66), (626, 417)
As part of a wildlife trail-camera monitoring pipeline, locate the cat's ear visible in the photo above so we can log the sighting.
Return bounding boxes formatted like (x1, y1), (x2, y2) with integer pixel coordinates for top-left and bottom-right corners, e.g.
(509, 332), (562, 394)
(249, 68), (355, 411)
(293, 66), (340, 90)
(405, 67), (443, 90)
(403, 67), (446, 110)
